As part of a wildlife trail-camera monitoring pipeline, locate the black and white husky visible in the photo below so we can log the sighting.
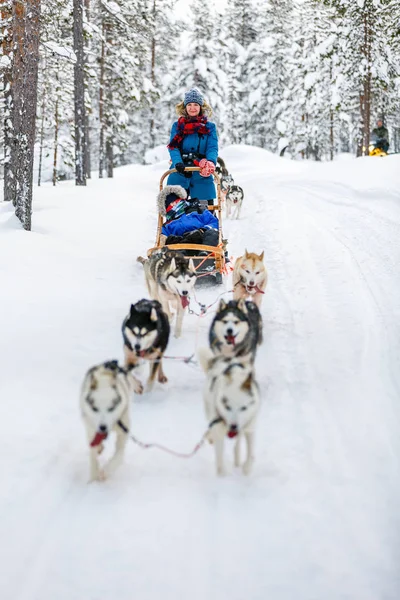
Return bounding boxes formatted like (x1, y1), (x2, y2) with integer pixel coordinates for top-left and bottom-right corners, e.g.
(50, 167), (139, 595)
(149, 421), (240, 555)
(80, 360), (137, 482)
(198, 350), (260, 476)
(220, 173), (234, 194)
(138, 249), (197, 338)
(226, 184), (244, 219)
(122, 298), (170, 392)
(209, 299), (262, 361)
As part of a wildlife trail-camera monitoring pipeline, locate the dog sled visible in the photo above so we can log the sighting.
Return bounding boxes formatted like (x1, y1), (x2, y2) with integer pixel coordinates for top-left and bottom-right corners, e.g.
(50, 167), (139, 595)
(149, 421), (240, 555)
(147, 166), (227, 285)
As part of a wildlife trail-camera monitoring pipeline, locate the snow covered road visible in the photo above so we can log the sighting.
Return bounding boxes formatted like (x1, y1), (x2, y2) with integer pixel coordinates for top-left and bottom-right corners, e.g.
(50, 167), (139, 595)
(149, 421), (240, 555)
(1, 148), (400, 600)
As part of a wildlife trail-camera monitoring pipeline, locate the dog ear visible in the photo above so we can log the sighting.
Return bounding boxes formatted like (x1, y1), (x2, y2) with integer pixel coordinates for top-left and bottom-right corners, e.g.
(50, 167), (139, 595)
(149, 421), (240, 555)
(259, 250), (264, 261)
(90, 375), (98, 391)
(170, 257), (176, 271)
(241, 373), (253, 392)
(130, 304), (136, 316)
(150, 307), (158, 322)
(188, 258), (196, 273)
(238, 298), (248, 313)
(219, 298), (227, 311)
(244, 248), (249, 258)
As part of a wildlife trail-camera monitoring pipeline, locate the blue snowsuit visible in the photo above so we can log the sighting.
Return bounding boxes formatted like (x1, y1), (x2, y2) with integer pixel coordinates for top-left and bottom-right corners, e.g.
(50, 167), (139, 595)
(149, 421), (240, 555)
(167, 121), (219, 201)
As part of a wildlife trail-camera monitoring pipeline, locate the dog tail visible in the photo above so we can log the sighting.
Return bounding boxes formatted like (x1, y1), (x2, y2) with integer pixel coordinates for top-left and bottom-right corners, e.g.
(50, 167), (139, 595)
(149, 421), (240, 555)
(137, 256), (147, 265)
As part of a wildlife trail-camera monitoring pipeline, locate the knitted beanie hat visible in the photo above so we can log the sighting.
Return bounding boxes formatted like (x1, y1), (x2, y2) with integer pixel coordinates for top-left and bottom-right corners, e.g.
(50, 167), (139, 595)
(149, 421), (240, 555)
(184, 88), (204, 107)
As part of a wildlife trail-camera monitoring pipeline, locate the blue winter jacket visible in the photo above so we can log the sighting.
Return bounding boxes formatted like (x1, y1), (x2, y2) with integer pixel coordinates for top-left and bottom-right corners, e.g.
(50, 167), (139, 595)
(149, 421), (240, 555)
(168, 121), (219, 167)
(162, 210), (219, 237)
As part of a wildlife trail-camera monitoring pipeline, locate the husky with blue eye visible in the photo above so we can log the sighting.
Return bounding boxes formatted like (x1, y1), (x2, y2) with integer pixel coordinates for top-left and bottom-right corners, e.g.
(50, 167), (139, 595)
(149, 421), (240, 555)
(198, 349), (260, 476)
(80, 360), (137, 482)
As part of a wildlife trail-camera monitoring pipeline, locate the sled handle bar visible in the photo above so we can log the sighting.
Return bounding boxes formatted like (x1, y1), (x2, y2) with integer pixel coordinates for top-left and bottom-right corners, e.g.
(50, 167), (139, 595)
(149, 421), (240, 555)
(159, 166), (221, 189)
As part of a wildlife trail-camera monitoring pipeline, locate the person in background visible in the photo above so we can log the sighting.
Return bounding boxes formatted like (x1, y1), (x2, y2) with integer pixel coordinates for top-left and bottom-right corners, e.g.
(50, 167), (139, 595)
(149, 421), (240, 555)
(167, 88), (218, 205)
(371, 118), (389, 153)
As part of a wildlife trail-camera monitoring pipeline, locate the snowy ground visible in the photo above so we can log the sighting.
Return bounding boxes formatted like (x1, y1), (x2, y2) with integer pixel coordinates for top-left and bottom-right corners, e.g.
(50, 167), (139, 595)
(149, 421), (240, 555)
(1, 147), (400, 600)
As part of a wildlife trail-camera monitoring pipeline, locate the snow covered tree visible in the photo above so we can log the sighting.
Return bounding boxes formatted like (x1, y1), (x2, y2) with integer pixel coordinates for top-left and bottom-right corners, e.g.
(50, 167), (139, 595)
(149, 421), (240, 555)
(37, 0), (75, 185)
(167, 0), (227, 138)
(325, 0), (400, 155)
(222, 0), (258, 145)
(1, 0), (13, 199)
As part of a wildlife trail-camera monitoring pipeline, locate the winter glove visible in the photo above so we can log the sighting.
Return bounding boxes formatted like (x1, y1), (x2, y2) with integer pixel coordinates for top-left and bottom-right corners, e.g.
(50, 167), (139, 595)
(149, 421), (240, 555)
(198, 158), (216, 178)
(175, 162), (192, 178)
(175, 162), (185, 174)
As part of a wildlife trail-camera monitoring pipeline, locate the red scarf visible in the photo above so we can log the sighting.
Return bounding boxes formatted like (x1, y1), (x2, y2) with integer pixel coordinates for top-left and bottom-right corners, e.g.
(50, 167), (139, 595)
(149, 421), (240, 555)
(167, 116), (210, 150)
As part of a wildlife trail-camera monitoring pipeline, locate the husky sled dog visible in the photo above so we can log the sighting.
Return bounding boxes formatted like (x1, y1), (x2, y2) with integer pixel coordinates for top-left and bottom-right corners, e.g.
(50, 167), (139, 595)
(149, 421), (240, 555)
(220, 173), (234, 195)
(137, 248), (197, 338)
(233, 250), (267, 308)
(215, 156), (229, 177)
(198, 349), (260, 476)
(122, 298), (170, 392)
(80, 360), (136, 482)
(226, 184), (244, 219)
(209, 298), (262, 361)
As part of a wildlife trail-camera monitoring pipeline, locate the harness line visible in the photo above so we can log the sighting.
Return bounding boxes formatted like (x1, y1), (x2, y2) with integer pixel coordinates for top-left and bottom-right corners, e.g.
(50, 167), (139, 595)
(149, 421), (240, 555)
(117, 419), (220, 459)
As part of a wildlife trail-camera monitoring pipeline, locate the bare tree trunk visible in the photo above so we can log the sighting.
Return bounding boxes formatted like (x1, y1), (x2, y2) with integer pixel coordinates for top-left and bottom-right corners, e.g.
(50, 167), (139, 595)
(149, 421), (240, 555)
(37, 54), (48, 187)
(38, 91), (46, 186)
(11, 0), (41, 230)
(98, 21), (105, 178)
(84, 0), (91, 179)
(359, 9), (372, 156)
(329, 109), (334, 161)
(52, 91), (59, 186)
(1, 0), (14, 201)
(105, 137), (113, 178)
(73, 0), (86, 185)
(149, 0), (157, 147)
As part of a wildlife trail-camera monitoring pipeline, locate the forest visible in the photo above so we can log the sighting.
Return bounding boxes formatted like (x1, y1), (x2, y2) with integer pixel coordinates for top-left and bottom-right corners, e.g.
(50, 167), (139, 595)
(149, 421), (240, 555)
(0, 0), (399, 229)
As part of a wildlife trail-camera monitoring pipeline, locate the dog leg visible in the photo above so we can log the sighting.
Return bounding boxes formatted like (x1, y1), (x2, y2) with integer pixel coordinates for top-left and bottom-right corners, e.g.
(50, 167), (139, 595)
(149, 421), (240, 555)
(215, 437), (227, 476)
(123, 351), (144, 394)
(146, 359), (160, 392)
(102, 413), (129, 479)
(242, 431), (255, 475)
(89, 446), (101, 482)
(174, 303), (184, 338)
(157, 359), (168, 384)
(234, 435), (241, 467)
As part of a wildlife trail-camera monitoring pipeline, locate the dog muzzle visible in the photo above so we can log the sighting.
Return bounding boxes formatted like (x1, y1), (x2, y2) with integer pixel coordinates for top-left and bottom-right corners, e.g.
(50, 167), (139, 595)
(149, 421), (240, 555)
(227, 427), (238, 438)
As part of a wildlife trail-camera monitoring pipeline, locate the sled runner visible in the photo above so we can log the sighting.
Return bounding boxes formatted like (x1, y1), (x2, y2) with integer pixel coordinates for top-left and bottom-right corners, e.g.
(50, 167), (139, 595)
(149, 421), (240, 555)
(147, 167), (227, 285)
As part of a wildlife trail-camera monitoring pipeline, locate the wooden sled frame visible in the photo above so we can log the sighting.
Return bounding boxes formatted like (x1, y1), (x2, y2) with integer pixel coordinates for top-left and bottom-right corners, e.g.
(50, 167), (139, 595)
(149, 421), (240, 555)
(147, 167), (226, 276)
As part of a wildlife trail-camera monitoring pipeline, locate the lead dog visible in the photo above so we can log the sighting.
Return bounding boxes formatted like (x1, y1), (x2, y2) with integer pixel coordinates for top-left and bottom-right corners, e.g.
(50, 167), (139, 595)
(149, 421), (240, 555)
(198, 349), (260, 476)
(80, 360), (138, 482)
(233, 250), (267, 308)
(137, 249), (197, 338)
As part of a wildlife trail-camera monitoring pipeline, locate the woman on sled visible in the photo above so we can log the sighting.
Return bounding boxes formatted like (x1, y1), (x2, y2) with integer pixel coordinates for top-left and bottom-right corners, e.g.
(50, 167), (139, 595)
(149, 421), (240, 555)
(167, 88), (218, 206)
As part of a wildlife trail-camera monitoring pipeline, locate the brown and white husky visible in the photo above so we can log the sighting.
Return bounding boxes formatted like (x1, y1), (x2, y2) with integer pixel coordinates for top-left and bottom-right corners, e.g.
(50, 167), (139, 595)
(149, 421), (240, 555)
(232, 250), (267, 308)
